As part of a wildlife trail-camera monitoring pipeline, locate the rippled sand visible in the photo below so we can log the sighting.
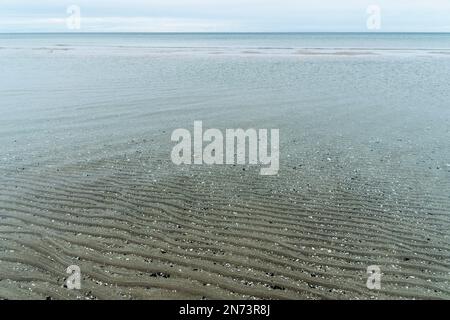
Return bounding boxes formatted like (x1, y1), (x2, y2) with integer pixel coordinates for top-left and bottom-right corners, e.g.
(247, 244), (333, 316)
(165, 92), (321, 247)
(1, 35), (450, 299)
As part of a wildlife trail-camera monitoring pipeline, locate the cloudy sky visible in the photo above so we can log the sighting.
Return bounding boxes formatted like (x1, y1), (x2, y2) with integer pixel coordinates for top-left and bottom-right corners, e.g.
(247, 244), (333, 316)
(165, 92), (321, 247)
(1, 0), (450, 32)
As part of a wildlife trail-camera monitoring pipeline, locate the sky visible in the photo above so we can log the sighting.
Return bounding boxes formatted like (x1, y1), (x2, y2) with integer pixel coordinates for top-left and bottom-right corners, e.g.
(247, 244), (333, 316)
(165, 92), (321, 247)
(1, 0), (450, 33)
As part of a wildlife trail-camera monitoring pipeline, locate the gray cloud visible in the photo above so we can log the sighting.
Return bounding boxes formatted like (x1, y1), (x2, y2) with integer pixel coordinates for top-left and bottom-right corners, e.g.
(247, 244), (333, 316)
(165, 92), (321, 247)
(1, 0), (450, 32)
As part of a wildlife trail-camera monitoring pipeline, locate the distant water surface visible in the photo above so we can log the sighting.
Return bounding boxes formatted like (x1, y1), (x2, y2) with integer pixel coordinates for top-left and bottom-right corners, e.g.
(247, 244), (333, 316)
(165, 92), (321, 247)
(1, 33), (450, 54)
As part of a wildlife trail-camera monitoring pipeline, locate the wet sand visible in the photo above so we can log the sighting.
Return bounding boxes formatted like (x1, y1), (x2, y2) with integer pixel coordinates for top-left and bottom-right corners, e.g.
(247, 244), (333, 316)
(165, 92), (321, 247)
(0, 41), (450, 299)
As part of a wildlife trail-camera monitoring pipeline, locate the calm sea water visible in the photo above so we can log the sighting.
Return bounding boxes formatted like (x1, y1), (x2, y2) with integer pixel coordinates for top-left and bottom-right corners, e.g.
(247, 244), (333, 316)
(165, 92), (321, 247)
(1, 32), (450, 51)
(1, 33), (450, 171)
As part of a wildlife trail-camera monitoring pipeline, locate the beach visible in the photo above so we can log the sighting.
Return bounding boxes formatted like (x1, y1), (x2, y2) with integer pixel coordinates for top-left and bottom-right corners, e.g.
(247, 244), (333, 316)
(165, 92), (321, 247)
(0, 33), (449, 299)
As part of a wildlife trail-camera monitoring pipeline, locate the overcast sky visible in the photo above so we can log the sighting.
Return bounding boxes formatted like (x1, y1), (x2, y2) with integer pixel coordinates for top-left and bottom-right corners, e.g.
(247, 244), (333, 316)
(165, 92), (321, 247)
(1, 0), (450, 32)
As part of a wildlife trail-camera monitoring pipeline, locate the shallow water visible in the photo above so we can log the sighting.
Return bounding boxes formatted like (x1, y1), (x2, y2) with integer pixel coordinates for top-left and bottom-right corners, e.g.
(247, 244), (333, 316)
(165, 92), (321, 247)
(2, 32), (450, 55)
(0, 33), (449, 299)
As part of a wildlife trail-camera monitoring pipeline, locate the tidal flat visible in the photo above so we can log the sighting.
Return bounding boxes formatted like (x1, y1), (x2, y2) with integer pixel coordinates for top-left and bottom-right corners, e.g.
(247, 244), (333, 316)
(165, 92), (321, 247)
(0, 33), (449, 299)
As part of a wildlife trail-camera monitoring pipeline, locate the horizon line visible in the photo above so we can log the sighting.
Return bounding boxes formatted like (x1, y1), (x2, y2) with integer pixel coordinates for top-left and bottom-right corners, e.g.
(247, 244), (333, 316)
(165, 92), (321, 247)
(2, 31), (450, 34)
